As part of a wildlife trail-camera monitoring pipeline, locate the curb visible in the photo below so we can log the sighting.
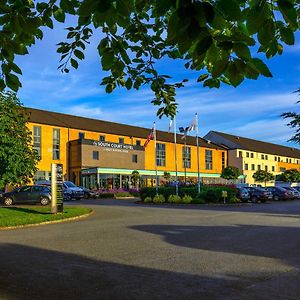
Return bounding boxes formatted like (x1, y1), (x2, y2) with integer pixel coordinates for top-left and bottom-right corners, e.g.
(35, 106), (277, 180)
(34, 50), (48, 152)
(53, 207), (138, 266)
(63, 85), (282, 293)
(134, 201), (254, 207)
(0, 210), (94, 231)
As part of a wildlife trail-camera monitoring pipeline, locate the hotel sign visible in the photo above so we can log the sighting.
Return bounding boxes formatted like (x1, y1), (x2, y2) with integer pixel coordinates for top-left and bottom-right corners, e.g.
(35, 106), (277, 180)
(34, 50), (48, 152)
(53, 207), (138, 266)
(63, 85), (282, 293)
(92, 141), (134, 151)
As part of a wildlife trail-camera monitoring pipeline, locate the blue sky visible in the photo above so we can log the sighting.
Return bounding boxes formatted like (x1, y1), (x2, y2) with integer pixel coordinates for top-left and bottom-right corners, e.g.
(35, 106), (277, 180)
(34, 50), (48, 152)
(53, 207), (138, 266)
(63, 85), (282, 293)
(16, 18), (300, 147)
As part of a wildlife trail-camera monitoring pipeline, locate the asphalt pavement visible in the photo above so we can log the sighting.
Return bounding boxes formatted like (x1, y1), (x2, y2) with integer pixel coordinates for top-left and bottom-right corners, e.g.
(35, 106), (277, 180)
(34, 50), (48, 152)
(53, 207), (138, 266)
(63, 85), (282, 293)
(1, 199), (300, 299)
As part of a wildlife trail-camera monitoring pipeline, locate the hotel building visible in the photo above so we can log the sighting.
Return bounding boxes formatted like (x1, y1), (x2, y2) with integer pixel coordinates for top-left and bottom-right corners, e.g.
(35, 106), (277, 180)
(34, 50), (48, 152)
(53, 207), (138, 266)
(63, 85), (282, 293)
(27, 108), (228, 189)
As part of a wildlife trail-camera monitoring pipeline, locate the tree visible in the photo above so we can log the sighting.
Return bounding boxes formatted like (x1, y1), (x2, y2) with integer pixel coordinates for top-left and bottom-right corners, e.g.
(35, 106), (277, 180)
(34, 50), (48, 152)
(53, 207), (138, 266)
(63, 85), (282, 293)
(131, 170), (140, 189)
(0, 92), (39, 190)
(252, 170), (274, 186)
(0, 1), (299, 117)
(278, 169), (300, 184)
(221, 166), (241, 181)
(282, 88), (300, 143)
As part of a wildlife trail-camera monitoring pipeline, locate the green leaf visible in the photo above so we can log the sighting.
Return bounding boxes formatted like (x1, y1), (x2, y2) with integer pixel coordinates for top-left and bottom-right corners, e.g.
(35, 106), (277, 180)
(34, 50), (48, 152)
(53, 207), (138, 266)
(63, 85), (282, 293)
(125, 77), (132, 90)
(101, 52), (114, 70)
(277, 0), (298, 28)
(216, 0), (242, 21)
(70, 58), (79, 69)
(246, 2), (271, 34)
(5, 73), (22, 91)
(249, 58), (273, 77)
(54, 8), (66, 23)
(212, 59), (228, 78)
(194, 36), (213, 56)
(227, 63), (244, 87)
(203, 78), (220, 88)
(197, 74), (209, 82)
(257, 19), (275, 46)
(10, 63), (22, 75)
(233, 43), (251, 60)
(280, 27), (295, 45)
(74, 49), (84, 60)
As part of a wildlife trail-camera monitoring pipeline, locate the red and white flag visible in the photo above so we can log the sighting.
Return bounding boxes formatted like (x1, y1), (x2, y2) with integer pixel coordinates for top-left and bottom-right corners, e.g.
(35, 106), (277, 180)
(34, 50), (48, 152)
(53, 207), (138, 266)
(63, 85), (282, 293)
(144, 128), (154, 147)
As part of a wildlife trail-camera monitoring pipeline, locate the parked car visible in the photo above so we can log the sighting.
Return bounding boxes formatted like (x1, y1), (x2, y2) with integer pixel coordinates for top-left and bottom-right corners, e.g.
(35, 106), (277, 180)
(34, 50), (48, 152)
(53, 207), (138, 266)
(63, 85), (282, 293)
(236, 187), (250, 202)
(1, 185), (51, 206)
(265, 186), (294, 201)
(79, 186), (97, 199)
(244, 187), (272, 203)
(281, 187), (300, 199)
(35, 180), (84, 201)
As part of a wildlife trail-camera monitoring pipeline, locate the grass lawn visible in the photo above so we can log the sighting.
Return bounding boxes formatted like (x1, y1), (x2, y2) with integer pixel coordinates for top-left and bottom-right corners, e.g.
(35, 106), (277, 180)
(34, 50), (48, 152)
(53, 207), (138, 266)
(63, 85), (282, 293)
(0, 206), (92, 228)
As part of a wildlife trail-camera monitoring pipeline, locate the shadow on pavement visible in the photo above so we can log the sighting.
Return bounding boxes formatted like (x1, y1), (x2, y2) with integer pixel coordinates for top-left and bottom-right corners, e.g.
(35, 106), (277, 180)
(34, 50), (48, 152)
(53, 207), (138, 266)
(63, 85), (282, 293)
(0, 243), (251, 300)
(130, 224), (300, 265)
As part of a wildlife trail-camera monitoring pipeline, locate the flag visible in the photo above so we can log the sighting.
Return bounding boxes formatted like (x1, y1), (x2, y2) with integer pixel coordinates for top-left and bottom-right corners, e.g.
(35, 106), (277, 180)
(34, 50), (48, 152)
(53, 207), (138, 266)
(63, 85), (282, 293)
(144, 128), (154, 147)
(179, 126), (189, 140)
(168, 119), (173, 132)
(188, 115), (197, 132)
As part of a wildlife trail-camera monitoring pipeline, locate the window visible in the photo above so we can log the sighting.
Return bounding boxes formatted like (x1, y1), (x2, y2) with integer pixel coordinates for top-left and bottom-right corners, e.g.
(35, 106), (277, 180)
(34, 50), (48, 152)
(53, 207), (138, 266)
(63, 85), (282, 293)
(92, 151), (99, 160)
(265, 155), (268, 160)
(119, 138), (124, 144)
(286, 158), (288, 163)
(132, 154), (138, 163)
(246, 152), (249, 157)
(33, 126), (41, 158)
(257, 165), (261, 171)
(245, 163), (249, 170)
(275, 157), (277, 161)
(238, 151), (242, 158)
(53, 128), (60, 160)
(272, 166), (275, 172)
(261, 154), (264, 159)
(136, 140), (141, 146)
(289, 159), (292, 163)
(156, 143), (166, 166)
(205, 149), (213, 170)
(221, 152), (226, 169)
(250, 153), (254, 158)
(280, 167), (286, 172)
(79, 132), (85, 139)
(251, 164), (255, 171)
(182, 146), (191, 168)
(265, 166), (268, 171)
(99, 135), (105, 141)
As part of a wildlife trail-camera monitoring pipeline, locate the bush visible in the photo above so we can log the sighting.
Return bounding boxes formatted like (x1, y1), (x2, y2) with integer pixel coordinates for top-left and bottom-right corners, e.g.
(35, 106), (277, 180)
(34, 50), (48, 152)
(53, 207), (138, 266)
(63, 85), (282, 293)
(168, 195), (181, 203)
(144, 197), (152, 203)
(97, 193), (115, 199)
(205, 190), (219, 203)
(182, 195), (192, 204)
(228, 196), (241, 204)
(114, 192), (132, 197)
(191, 198), (206, 204)
(153, 194), (165, 204)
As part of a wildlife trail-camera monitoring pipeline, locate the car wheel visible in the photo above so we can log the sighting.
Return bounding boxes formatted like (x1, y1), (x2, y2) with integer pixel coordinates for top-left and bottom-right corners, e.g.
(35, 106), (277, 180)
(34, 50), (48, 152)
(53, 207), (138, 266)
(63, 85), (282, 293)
(251, 196), (258, 203)
(40, 197), (49, 206)
(4, 197), (13, 206)
(273, 195), (279, 201)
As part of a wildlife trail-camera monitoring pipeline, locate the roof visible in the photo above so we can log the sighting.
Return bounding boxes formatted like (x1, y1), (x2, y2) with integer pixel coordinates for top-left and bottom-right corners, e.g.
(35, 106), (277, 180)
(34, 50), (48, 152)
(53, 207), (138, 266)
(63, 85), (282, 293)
(25, 107), (225, 150)
(210, 131), (300, 159)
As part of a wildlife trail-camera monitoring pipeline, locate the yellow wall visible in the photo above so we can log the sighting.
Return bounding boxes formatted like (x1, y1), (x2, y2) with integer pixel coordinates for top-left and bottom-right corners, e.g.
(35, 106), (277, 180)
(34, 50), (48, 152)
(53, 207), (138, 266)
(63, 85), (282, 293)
(28, 122), (226, 177)
(229, 149), (300, 185)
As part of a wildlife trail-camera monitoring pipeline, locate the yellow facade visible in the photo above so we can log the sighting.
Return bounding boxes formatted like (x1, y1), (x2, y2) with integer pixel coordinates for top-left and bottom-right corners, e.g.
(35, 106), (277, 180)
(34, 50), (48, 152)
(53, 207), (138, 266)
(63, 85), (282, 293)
(28, 121), (226, 184)
(228, 149), (300, 186)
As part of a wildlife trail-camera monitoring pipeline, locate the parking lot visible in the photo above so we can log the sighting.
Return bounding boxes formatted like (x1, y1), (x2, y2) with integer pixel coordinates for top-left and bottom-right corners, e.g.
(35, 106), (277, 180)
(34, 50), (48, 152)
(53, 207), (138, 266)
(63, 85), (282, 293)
(1, 199), (300, 299)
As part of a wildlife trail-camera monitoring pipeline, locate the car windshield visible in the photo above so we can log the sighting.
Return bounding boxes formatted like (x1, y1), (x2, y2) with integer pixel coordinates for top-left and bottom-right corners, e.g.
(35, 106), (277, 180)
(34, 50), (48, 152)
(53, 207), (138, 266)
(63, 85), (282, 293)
(64, 181), (77, 188)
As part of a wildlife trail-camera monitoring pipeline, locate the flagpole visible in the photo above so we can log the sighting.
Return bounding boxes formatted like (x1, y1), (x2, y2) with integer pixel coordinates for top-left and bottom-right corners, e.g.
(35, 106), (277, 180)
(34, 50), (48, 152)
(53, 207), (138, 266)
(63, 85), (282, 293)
(154, 122), (158, 195)
(173, 116), (179, 196)
(196, 113), (201, 193)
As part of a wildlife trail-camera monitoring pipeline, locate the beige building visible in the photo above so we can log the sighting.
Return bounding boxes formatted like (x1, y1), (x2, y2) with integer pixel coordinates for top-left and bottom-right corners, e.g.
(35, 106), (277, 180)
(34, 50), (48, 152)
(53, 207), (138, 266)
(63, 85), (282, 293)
(204, 131), (300, 186)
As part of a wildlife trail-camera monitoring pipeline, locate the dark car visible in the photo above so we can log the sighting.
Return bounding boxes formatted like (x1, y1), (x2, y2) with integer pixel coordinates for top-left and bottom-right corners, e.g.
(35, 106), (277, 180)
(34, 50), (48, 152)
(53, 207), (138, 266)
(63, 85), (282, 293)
(79, 186), (97, 199)
(281, 187), (300, 199)
(236, 187), (250, 202)
(1, 185), (51, 206)
(244, 187), (272, 203)
(265, 186), (294, 201)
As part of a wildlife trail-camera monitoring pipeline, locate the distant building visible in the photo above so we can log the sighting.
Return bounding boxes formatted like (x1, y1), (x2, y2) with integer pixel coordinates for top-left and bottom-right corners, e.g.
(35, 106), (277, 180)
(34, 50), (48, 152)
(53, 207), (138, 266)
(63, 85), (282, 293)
(27, 108), (228, 188)
(204, 131), (300, 186)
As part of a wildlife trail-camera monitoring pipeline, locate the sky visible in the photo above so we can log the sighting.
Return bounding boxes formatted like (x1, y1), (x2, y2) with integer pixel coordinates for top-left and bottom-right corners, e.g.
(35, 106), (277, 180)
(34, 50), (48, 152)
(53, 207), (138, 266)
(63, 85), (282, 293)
(15, 17), (300, 148)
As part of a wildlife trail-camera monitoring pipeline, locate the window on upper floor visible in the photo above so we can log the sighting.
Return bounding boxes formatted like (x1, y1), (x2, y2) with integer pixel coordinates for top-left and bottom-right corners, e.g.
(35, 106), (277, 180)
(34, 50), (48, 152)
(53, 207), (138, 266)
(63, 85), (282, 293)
(238, 151), (242, 158)
(280, 167), (286, 172)
(245, 163), (249, 170)
(132, 154), (138, 163)
(205, 149), (213, 170)
(33, 126), (42, 159)
(286, 158), (289, 163)
(119, 138), (124, 144)
(246, 152), (249, 157)
(275, 157), (277, 161)
(257, 165), (261, 171)
(251, 164), (255, 171)
(272, 166), (275, 172)
(79, 132), (85, 139)
(261, 154), (264, 159)
(99, 135), (105, 141)
(92, 151), (99, 160)
(250, 153), (254, 158)
(182, 146), (191, 169)
(222, 152), (226, 169)
(265, 155), (268, 160)
(156, 143), (166, 166)
(53, 128), (60, 160)
(265, 166), (268, 171)
(136, 140), (141, 146)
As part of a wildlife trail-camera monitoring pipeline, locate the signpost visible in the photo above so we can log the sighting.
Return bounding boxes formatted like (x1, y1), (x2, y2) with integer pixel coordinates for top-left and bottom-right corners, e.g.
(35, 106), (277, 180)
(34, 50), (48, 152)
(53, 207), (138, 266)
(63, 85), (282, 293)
(51, 163), (64, 213)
